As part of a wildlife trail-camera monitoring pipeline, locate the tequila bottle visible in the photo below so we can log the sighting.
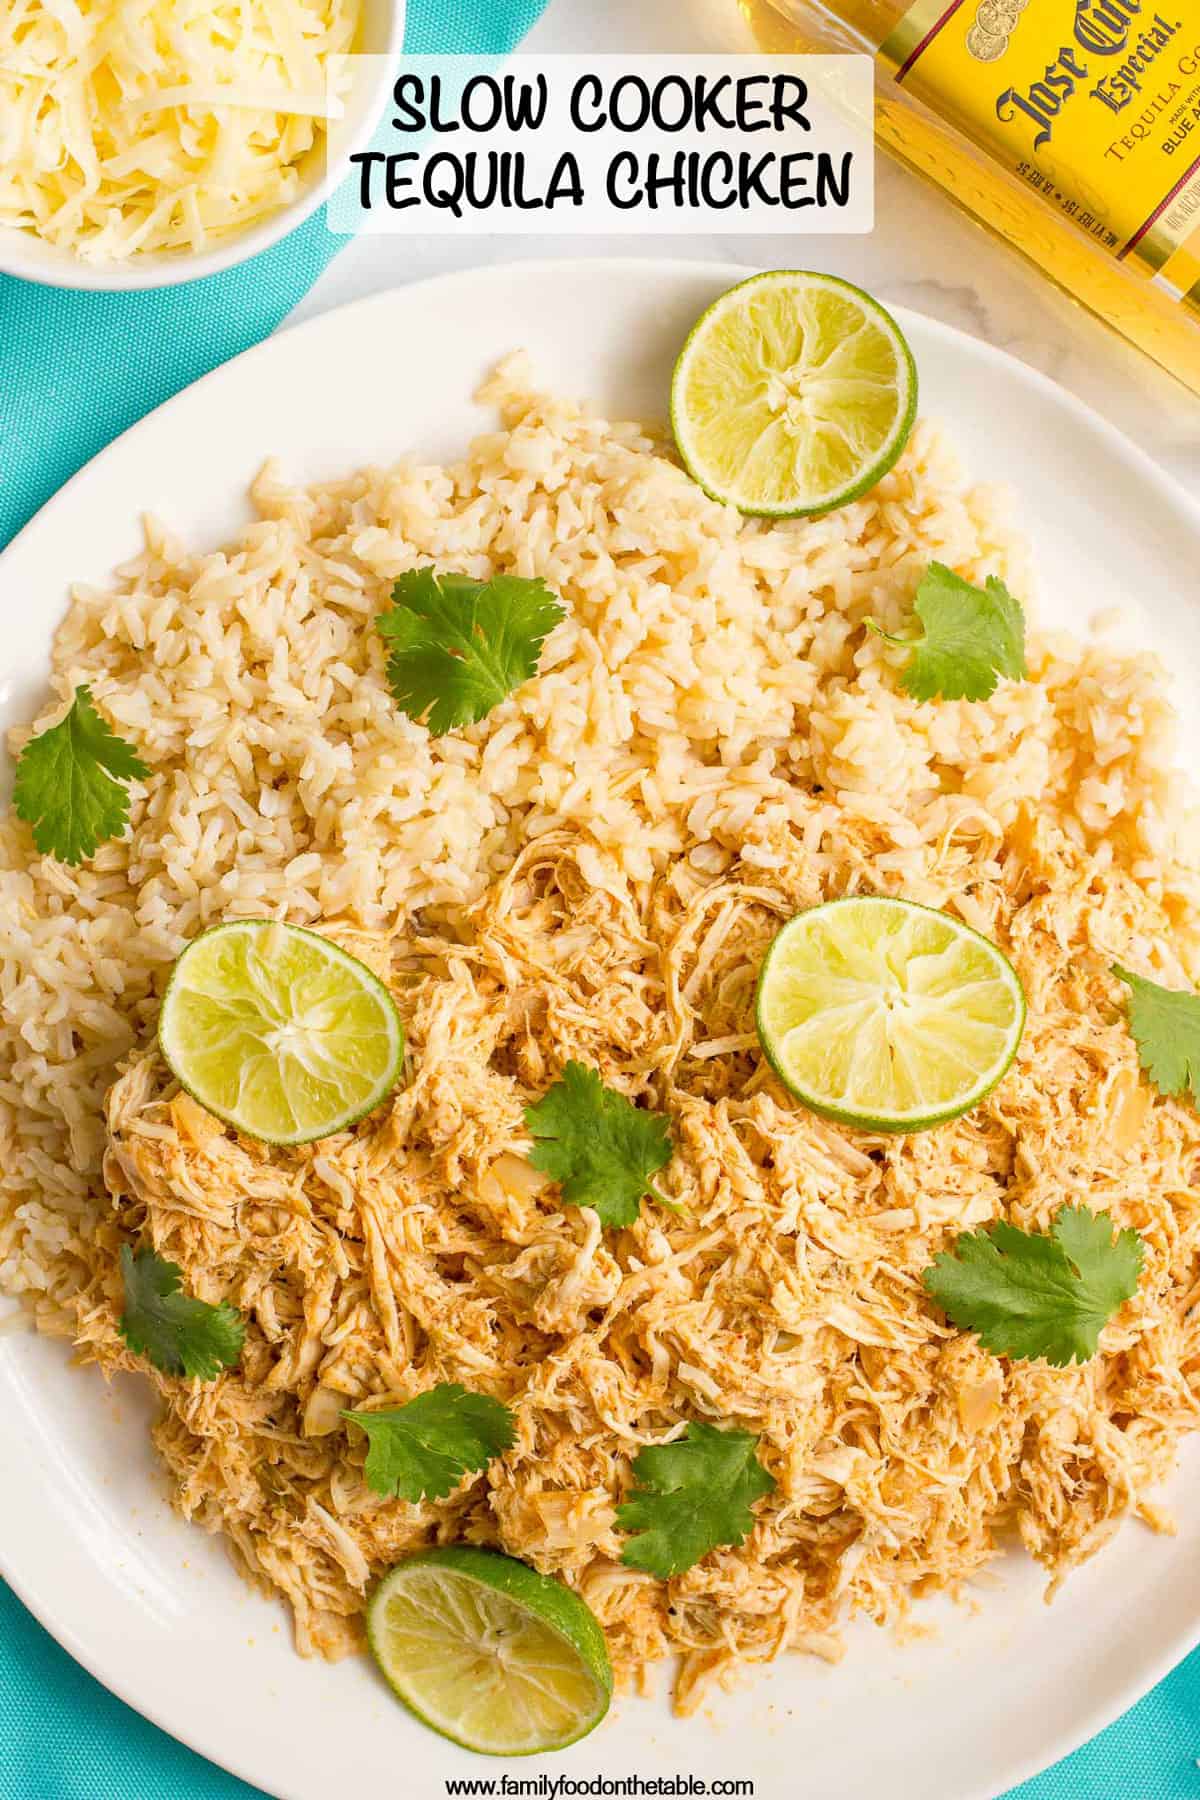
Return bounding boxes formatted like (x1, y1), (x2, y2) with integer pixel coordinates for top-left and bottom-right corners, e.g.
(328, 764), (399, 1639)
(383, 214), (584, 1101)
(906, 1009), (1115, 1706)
(742, 0), (1200, 394)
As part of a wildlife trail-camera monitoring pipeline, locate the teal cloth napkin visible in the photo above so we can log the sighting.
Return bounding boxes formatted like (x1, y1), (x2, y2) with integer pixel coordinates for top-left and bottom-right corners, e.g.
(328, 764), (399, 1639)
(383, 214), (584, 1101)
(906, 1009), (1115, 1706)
(1, 1), (1199, 1794)
(0, 0), (549, 551)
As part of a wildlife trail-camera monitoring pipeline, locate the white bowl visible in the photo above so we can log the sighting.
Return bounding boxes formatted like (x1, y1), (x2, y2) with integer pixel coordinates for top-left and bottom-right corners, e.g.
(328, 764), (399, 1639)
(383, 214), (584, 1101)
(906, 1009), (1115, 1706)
(0, 0), (404, 292)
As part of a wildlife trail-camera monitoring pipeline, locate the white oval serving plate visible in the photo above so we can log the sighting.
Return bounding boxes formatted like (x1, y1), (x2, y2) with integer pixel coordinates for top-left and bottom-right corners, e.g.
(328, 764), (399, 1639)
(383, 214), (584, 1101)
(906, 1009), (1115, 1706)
(2, 258), (1199, 1800)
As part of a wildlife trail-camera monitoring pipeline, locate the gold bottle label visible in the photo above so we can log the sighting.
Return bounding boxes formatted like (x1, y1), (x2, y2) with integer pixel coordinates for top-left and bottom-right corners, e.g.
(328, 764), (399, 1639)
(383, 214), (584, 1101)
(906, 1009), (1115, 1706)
(881, 0), (1200, 298)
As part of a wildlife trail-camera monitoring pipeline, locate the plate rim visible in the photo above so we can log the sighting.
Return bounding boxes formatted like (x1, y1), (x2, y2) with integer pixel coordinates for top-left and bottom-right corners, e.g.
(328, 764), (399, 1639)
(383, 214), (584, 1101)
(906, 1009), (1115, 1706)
(6, 257), (1200, 563)
(3, 254), (1199, 1800)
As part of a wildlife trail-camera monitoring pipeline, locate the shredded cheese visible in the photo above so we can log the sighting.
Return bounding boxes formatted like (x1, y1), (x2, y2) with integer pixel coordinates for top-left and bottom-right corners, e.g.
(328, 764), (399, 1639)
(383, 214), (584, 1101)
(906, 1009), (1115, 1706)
(0, 0), (360, 262)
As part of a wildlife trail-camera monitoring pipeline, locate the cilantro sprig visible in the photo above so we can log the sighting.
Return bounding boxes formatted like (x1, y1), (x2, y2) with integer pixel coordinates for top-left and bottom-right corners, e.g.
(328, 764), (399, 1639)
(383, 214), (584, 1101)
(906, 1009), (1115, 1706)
(118, 1245), (245, 1381)
(13, 685), (149, 865)
(922, 1206), (1144, 1367)
(525, 1062), (676, 1229)
(868, 563), (1027, 703)
(1113, 963), (1200, 1105)
(617, 1423), (776, 1577)
(342, 1383), (516, 1501)
(376, 568), (564, 735)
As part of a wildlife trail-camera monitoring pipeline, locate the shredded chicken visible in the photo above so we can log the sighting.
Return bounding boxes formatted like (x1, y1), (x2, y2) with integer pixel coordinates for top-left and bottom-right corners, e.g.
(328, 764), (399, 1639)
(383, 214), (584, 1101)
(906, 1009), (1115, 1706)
(68, 800), (1200, 1709)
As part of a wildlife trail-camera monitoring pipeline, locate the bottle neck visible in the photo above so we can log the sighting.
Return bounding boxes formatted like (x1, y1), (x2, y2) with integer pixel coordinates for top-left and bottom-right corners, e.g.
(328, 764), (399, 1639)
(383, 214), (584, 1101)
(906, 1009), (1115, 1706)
(739, 0), (903, 57)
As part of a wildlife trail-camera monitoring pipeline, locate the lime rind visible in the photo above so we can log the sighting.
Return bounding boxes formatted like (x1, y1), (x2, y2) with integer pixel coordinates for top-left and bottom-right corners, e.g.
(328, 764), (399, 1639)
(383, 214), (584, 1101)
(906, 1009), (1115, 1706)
(158, 919), (404, 1147)
(366, 1546), (613, 1757)
(670, 270), (918, 519)
(756, 896), (1025, 1133)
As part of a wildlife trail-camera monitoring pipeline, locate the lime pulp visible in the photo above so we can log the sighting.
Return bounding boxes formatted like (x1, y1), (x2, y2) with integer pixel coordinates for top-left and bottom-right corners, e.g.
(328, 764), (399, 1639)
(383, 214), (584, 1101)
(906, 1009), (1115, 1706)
(158, 919), (404, 1146)
(367, 1547), (613, 1756)
(756, 895), (1025, 1132)
(670, 269), (918, 517)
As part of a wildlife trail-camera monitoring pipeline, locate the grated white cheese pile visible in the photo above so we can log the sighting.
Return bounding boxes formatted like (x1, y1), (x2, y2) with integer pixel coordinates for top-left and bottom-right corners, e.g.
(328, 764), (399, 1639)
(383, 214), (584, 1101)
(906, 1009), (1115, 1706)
(0, 0), (360, 263)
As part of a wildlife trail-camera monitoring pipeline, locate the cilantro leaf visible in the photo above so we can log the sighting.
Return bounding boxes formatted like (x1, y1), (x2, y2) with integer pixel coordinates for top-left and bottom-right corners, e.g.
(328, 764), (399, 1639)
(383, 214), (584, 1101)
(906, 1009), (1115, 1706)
(13, 685), (150, 865)
(1113, 963), (1200, 1103)
(922, 1205), (1144, 1367)
(376, 567), (564, 735)
(342, 1383), (516, 1501)
(118, 1245), (245, 1381)
(617, 1422), (776, 1577)
(869, 563), (1027, 702)
(524, 1061), (674, 1229)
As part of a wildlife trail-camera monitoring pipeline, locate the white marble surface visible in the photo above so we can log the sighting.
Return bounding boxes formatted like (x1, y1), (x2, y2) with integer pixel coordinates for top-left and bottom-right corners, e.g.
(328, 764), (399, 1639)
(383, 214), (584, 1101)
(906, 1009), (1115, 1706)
(290, 0), (1200, 493)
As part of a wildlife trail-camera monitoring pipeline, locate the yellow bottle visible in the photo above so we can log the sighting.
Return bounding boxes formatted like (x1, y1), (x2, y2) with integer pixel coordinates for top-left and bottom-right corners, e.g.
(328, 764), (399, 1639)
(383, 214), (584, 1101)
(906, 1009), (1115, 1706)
(741, 0), (1200, 394)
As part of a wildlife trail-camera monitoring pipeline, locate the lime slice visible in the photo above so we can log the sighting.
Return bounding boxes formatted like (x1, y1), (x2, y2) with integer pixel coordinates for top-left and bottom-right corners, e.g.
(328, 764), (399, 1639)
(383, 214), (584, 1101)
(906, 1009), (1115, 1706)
(367, 1547), (612, 1756)
(756, 896), (1025, 1133)
(671, 270), (918, 517)
(158, 919), (403, 1146)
